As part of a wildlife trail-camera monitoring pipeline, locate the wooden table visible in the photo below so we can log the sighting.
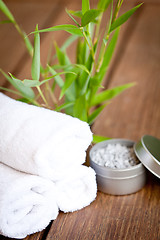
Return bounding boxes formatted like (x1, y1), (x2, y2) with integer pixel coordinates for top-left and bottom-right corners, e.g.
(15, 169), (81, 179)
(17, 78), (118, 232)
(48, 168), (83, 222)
(0, 0), (160, 239)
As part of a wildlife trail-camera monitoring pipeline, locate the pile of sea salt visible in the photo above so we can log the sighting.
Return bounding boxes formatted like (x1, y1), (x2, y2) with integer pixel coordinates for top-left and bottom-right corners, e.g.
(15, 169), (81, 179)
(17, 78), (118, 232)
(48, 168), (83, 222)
(91, 143), (139, 169)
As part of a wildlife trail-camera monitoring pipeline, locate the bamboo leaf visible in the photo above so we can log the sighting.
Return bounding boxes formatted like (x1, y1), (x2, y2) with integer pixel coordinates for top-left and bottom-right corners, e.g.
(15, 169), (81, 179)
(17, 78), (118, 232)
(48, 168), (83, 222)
(48, 66), (64, 89)
(16, 98), (31, 103)
(0, 86), (22, 97)
(0, 20), (12, 24)
(61, 35), (78, 51)
(59, 68), (78, 99)
(76, 39), (88, 64)
(55, 43), (71, 66)
(80, 75), (90, 97)
(107, 0), (113, 34)
(93, 135), (111, 143)
(66, 8), (80, 27)
(74, 64), (91, 76)
(23, 79), (40, 87)
(97, 0), (112, 10)
(81, 9), (102, 27)
(0, 0), (15, 22)
(31, 24), (83, 36)
(23, 32), (33, 56)
(48, 66), (75, 101)
(50, 34), (78, 63)
(73, 94), (88, 122)
(7, 73), (35, 99)
(19, 71), (76, 89)
(109, 3), (143, 33)
(31, 25), (40, 80)
(54, 44), (77, 100)
(88, 104), (107, 125)
(77, 52), (93, 96)
(55, 102), (74, 112)
(82, 0), (90, 14)
(95, 27), (119, 88)
(91, 82), (135, 106)
(69, 10), (83, 18)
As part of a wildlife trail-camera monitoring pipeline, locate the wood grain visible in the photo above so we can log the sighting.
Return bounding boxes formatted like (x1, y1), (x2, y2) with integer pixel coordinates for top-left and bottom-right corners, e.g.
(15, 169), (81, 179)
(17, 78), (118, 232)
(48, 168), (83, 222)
(93, 3), (160, 141)
(0, 0), (160, 240)
(46, 174), (159, 240)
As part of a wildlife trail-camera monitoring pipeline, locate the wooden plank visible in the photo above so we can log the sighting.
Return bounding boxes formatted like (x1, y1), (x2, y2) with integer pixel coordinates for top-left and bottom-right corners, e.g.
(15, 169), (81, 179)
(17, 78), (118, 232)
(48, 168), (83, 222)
(93, 3), (160, 140)
(46, 175), (160, 240)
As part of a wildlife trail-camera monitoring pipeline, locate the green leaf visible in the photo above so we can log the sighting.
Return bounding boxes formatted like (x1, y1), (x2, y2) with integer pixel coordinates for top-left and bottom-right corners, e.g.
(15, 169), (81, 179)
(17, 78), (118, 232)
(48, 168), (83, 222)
(23, 79), (39, 87)
(98, 0), (112, 10)
(61, 35), (78, 52)
(59, 68), (78, 99)
(0, 20), (12, 24)
(55, 102), (74, 112)
(6, 73), (35, 99)
(74, 64), (91, 76)
(54, 44), (77, 100)
(107, 0), (113, 34)
(81, 9), (102, 27)
(23, 32), (33, 56)
(50, 34), (78, 63)
(55, 43), (71, 66)
(66, 8), (80, 27)
(48, 66), (64, 89)
(31, 24), (83, 36)
(109, 3), (143, 33)
(80, 75), (90, 96)
(88, 104), (107, 125)
(82, 0), (90, 14)
(68, 10), (83, 18)
(95, 27), (119, 88)
(16, 98), (31, 103)
(0, 86), (22, 96)
(48, 66), (75, 101)
(103, 38), (108, 46)
(88, 76), (101, 88)
(0, 0), (15, 22)
(91, 82), (135, 106)
(76, 39), (88, 64)
(92, 134), (111, 143)
(73, 95), (88, 122)
(21, 71), (76, 88)
(77, 52), (93, 96)
(31, 25), (40, 80)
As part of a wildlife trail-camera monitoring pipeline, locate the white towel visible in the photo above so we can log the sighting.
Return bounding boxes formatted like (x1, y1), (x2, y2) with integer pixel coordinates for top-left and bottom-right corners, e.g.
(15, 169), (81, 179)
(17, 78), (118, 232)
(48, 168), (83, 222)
(0, 163), (58, 239)
(0, 93), (93, 181)
(55, 165), (97, 213)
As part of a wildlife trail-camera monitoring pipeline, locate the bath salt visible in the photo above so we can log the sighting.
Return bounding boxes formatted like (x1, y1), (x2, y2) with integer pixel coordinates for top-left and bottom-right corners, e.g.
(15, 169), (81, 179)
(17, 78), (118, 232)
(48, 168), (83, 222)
(91, 143), (139, 169)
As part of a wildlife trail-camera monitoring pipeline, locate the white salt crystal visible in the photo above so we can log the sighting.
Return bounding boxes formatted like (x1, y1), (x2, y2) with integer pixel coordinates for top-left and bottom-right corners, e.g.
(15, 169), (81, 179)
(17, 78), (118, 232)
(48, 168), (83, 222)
(91, 143), (139, 169)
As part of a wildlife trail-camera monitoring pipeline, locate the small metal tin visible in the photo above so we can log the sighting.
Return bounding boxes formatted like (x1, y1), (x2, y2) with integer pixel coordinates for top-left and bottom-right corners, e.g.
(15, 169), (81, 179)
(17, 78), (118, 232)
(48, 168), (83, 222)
(89, 139), (147, 195)
(134, 135), (160, 179)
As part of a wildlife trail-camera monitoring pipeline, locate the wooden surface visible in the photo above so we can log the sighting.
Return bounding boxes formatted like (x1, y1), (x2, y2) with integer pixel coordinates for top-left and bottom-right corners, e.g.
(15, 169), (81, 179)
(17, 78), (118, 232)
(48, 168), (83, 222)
(0, 0), (160, 240)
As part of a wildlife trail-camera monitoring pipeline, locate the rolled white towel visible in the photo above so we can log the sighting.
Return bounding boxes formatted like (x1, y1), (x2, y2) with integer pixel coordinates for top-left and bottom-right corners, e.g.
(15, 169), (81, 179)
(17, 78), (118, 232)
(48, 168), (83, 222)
(0, 93), (92, 181)
(0, 163), (58, 239)
(55, 165), (97, 213)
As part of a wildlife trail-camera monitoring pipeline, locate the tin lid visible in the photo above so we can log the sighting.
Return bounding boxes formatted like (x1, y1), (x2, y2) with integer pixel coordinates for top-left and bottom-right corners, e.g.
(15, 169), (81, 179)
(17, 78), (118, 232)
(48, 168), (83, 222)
(134, 135), (160, 178)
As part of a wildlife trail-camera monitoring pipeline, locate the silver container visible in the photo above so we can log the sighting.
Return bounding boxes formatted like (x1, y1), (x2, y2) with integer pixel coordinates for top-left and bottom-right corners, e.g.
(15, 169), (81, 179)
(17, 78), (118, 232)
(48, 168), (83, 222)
(89, 139), (147, 195)
(134, 135), (160, 178)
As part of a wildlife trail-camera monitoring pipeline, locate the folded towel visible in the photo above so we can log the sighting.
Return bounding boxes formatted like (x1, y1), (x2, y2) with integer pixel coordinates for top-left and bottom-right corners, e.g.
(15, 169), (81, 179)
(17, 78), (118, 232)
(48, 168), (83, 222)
(0, 93), (92, 181)
(55, 165), (97, 213)
(0, 163), (58, 239)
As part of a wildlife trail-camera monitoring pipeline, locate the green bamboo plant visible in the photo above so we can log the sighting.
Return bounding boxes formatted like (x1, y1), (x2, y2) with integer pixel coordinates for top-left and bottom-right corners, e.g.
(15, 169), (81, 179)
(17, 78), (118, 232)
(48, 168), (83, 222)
(0, 0), (142, 142)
